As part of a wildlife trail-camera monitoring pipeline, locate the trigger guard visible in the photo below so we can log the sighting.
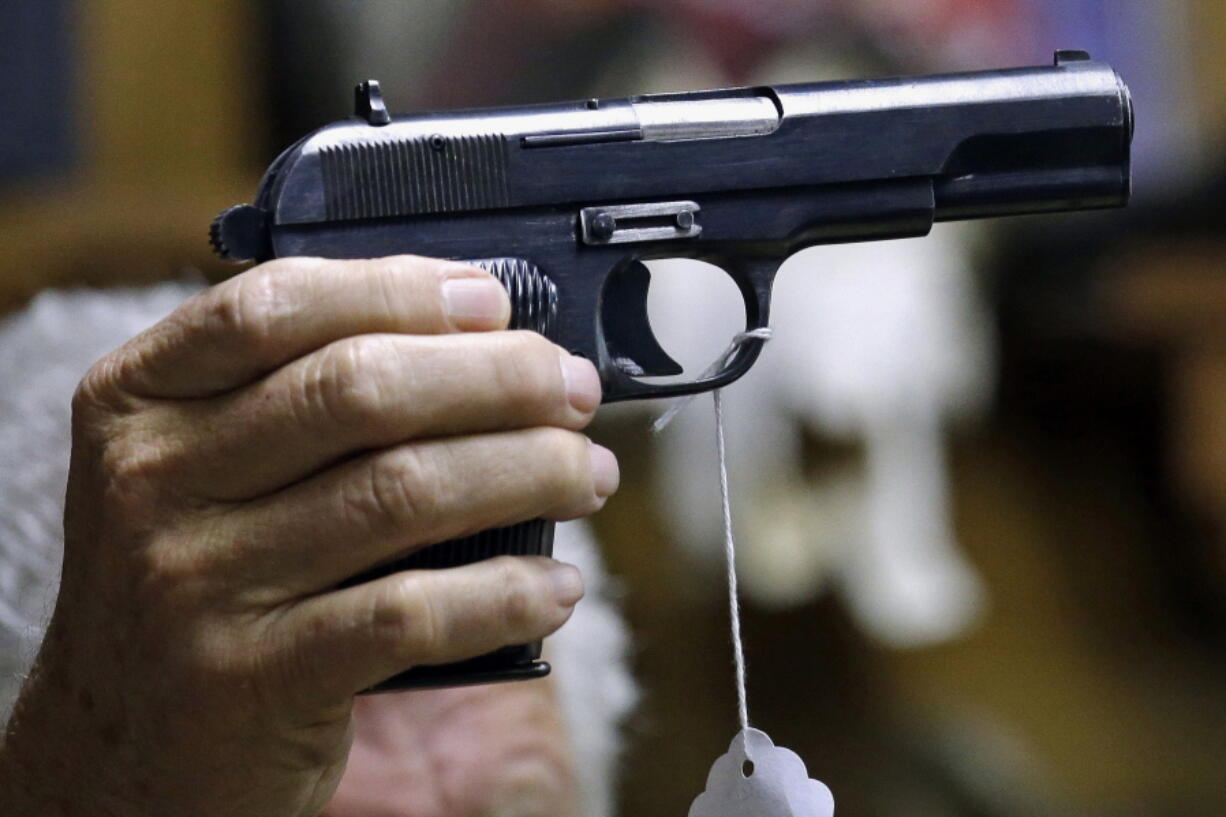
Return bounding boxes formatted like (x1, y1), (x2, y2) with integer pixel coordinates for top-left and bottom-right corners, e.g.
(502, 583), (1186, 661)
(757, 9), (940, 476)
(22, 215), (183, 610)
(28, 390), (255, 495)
(600, 261), (683, 377)
(596, 253), (778, 403)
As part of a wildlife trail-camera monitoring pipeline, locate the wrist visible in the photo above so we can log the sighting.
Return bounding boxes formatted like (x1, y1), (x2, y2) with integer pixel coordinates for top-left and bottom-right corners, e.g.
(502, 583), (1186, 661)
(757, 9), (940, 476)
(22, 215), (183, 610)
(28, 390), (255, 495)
(1, 697), (80, 817)
(0, 660), (127, 817)
(0, 724), (79, 817)
(0, 745), (56, 817)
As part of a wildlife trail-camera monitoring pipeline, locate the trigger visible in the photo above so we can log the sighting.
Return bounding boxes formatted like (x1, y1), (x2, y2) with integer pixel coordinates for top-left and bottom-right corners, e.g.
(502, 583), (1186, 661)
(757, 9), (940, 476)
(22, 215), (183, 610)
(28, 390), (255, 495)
(601, 261), (683, 377)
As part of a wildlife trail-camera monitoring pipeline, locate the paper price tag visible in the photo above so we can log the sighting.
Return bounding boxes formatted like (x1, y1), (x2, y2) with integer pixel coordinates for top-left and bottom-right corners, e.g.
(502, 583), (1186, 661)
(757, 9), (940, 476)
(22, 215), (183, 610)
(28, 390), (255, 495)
(688, 728), (834, 817)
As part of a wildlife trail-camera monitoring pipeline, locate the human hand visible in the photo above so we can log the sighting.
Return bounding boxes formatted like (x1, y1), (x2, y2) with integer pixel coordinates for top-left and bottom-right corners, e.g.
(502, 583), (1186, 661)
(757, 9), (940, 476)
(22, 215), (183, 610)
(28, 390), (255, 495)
(0, 256), (617, 817)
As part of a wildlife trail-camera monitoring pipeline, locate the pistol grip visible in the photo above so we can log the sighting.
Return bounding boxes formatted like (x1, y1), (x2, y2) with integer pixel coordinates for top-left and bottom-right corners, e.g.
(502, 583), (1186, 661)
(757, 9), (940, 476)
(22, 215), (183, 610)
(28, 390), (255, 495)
(362, 257), (561, 691)
(358, 520), (556, 691)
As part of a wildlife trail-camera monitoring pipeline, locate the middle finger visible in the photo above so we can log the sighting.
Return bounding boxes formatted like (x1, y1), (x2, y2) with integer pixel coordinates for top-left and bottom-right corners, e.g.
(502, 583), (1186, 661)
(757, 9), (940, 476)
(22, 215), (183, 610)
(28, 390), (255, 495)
(201, 425), (616, 602)
(146, 330), (601, 501)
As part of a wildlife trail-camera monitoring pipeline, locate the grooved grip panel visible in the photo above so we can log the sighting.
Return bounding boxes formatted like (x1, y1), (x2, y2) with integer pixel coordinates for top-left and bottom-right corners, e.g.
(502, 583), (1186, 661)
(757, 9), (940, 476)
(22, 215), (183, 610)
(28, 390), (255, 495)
(364, 257), (560, 691)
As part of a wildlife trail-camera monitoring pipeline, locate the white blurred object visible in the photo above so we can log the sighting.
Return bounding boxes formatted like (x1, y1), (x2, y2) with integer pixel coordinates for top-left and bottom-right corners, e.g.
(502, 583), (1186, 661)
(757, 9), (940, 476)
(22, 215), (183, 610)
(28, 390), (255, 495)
(593, 36), (993, 648)
(548, 521), (639, 817)
(650, 225), (991, 648)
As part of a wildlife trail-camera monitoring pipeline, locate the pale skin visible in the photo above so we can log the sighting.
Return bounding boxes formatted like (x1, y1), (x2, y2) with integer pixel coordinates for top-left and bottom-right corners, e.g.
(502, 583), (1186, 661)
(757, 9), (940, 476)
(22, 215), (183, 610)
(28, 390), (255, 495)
(0, 256), (619, 817)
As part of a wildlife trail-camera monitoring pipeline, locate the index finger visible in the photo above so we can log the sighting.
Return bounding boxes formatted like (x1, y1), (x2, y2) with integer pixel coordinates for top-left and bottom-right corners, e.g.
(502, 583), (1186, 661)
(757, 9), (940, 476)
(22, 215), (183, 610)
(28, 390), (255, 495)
(105, 255), (510, 399)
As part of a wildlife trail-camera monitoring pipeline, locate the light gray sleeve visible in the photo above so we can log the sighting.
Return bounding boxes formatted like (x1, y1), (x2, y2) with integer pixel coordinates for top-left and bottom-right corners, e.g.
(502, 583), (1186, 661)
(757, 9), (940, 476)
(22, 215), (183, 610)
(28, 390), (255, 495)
(0, 282), (202, 718)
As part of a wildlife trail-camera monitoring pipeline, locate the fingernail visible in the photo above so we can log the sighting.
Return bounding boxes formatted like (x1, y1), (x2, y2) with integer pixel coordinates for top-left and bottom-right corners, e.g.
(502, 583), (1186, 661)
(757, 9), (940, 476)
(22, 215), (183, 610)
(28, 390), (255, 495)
(588, 441), (620, 498)
(559, 354), (601, 413)
(441, 276), (508, 328)
(549, 562), (585, 606)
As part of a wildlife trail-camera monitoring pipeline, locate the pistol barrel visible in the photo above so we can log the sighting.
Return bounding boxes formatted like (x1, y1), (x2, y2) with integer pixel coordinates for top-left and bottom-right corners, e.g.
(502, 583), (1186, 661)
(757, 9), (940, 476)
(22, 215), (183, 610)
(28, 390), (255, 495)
(776, 51), (1132, 220)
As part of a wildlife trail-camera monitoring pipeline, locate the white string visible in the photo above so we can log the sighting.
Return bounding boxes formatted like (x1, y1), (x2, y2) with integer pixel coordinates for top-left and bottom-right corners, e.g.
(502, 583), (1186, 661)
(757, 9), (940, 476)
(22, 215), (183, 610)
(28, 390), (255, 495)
(651, 328), (773, 434)
(714, 388), (750, 730)
(650, 327), (771, 730)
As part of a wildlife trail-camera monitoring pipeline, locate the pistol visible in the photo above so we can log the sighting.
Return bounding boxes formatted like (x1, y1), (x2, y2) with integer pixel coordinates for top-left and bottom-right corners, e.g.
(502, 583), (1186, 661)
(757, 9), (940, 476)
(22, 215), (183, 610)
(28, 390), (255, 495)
(211, 50), (1132, 690)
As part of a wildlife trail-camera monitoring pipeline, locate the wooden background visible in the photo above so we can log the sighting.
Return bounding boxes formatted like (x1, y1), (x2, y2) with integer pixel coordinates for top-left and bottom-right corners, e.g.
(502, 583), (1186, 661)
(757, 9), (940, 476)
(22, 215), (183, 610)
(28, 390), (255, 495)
(4, 0), (1226, 305)
(0, 0), (262, 311)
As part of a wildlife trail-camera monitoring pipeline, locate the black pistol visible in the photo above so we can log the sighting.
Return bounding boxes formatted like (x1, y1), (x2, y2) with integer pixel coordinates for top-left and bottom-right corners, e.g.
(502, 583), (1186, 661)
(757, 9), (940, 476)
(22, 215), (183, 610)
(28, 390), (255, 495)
(211, 50), (1132, 690)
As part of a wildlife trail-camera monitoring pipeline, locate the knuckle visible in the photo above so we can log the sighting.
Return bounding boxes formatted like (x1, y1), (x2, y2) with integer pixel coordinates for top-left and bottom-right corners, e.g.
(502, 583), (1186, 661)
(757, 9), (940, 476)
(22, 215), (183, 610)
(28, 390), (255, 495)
(367, 261), (411, 323)
(207, 270), (287, 355)
(344, 449), (439, 533)
(73, 353), (139, 417)
(299, 338), (395, 429)
(366, 255), (454, 323)
(493, 557), (540, 631)
(191, 630), (251, 684)
(135, 540), (216, 604)
(492, 332), (562, 409)
(73, 357), (118, 412)
(72, 365), (180, 496)
(258, 256), (314, 278)
(372, 576), (439, 663)
(535, 428), (592, 495)
(97, 433), (175, 494)
(387, 254), (450, 283)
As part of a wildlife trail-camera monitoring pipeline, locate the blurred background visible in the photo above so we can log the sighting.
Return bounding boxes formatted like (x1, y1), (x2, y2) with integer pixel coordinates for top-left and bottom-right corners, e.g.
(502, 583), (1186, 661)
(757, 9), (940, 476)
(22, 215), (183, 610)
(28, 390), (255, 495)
(2, 1), (1225, 814)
